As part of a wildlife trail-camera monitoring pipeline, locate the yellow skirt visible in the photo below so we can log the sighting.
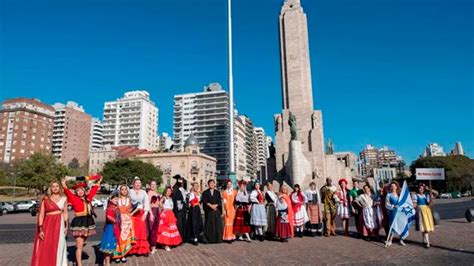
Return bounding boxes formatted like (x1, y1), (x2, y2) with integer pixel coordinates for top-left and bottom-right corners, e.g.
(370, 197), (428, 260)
(416, 205), (434, 233)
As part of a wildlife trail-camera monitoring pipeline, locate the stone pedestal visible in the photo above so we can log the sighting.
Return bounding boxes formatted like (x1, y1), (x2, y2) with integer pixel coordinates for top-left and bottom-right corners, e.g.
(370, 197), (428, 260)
(285, 140), (312, 186)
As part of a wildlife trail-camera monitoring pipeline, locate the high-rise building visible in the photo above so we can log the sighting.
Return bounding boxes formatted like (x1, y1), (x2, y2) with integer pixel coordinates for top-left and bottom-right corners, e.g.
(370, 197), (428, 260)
(52, 101), (92, 166)
(450, 141), (465, 156)
(234, 114), (257, 180)
(158, 132), (173, 151)
(102, 91), (159, 151)
(0, 98), (55, 163)
(421, 143), (446, 157)
(90, 118), (104, 151)
(359, 145), (405, 177)
(173, 83), (230, 179)
(254, 127), (269, 170)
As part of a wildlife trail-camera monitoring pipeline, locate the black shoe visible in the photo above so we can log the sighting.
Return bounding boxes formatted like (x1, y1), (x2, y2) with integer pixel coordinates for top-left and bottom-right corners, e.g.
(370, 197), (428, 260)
(258, 235), (264, 242)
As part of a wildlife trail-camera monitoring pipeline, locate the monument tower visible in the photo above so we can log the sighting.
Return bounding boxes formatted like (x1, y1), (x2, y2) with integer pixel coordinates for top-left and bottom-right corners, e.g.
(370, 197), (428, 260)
(274, 0), (326, 188)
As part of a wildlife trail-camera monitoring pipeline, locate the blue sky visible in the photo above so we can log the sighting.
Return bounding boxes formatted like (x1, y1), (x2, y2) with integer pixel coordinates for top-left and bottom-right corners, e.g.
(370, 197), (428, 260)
(1, 0), (473, 162)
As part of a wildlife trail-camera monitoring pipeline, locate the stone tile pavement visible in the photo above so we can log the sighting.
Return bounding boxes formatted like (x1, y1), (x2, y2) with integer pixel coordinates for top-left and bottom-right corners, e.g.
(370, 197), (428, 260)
(1, 218), (472, 265)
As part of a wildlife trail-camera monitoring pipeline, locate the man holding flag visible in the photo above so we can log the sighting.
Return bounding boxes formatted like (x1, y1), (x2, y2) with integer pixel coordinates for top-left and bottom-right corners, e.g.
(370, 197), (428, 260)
(385, 181), (416, 247)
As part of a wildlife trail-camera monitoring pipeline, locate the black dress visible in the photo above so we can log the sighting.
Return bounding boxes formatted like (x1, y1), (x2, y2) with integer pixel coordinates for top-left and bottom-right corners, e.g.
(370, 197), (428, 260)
(201, 189), (223, 244)
(265, 192), (277, 235)
(187, 193), (203, 242)
(172, 186), (187, 241)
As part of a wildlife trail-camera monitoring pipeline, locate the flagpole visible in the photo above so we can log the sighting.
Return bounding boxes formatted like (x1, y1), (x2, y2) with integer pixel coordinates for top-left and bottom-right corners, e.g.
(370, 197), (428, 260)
(228, 0), (236, 177)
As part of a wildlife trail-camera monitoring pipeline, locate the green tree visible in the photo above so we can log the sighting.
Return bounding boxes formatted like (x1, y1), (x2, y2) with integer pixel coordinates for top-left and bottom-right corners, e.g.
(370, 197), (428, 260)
(0, 163), (14, 186)
(102, 158), (162, 185)
(14, 153), (69, 192)
(68, 158), (80, 169)
(410, 155), (474, 192)
(66, 158), (89, 177)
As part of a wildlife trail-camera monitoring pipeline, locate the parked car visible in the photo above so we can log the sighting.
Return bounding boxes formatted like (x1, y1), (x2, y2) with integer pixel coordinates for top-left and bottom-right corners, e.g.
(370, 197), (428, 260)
(451, 191), (462, 198)
(91, 198), (104, 208)
(1, 202), (15, 214)
(439, 193), (452, 199)
(30, 202), (40, 216)
(13, 200), (36, 212)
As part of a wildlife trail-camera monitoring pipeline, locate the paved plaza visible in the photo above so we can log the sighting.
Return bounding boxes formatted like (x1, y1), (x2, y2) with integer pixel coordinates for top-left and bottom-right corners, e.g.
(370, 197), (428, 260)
(0, 198), (472, 265)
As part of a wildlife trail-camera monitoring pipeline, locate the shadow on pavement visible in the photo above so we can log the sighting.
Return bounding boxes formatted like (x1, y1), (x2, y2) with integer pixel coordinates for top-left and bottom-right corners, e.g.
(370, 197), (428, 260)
(67, 245), (90, 265)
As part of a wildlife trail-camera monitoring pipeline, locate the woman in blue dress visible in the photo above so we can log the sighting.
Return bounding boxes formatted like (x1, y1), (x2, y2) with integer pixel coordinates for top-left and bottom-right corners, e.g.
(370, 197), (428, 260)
(385, 181), (406, 247)
(412, 183), (434, 248)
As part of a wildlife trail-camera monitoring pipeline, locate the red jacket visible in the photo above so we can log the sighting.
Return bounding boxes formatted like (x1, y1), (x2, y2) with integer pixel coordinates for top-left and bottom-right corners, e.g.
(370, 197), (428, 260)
(64, 184), (99, 217)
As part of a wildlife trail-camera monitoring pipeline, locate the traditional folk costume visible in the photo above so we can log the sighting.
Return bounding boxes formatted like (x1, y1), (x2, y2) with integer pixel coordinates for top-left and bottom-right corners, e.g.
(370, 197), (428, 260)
(250, 189), (267, 239)
(157, 198), (182, 247)
(385, 193), (399, 229)
(290, 191), (308, 237)
(274, 197), (291, 241)
(233, 189), (251, 235)
(202, 188), (224, 244)
(147, 190), (161, 248)
(413, 193), (434, 233)
(64, 182), (99, 238)
(280, 193), (294, 238)
(373, 191), (384, 234)
(385, 191), (411, 246)
(222, 188), (237, 241)
(349, 187), (363, 234)
(336, 187), (350, 220)
(129, 188), (150, 255)
(172, 185), (188, 243)
(187, 191), (203, 244)
(265, 190), (278, 237)
(31, 196), (68, 266)
(355, 193), (378, 237)
(100, 201), (120, 255)
(320, 184), (337, 237)
(113, 197), (135, 259)
(305, 188), (323, 236)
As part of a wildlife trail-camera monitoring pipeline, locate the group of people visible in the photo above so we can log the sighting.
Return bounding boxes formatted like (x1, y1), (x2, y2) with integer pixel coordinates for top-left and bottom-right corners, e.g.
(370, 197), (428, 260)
(30, 174), (436, 266)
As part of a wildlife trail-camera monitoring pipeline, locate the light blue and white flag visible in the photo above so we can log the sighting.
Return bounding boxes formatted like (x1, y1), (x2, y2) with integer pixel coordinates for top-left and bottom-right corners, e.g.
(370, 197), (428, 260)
(389, 181), (416, 239)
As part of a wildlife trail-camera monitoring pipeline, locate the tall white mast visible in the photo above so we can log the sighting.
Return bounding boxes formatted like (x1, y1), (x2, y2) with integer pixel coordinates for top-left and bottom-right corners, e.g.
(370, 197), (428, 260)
(228, 0), (235, 175)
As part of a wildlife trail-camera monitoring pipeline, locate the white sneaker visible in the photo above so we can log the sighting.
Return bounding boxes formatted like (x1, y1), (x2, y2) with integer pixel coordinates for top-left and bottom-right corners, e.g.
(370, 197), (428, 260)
(165, 246), (171, 252)
(400, 239), (406, 246)
(385, 240), (392, 247)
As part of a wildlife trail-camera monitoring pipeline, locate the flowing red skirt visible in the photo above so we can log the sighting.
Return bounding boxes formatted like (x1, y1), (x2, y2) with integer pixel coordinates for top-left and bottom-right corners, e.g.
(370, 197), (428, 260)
(275, 216), (291, 240)
(31, 213), (62, 266)
(129, 210), (150, 255)
(157, 210), (182, 246)
(233, 206), (251, 234)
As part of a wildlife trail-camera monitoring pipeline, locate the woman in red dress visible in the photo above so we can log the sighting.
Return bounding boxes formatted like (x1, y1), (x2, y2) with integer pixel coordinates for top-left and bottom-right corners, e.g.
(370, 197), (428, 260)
(147, 180), (161, 254)
(279, 185), (294, 238)
(157, 186), (182, 251)
(128, 177), (150, 255)
(61, 176), (101, 266)
(31, 181), (68, 266)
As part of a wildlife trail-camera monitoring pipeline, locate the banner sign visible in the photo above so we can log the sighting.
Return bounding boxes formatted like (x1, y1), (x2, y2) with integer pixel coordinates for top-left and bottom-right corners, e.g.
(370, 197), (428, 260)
(416, 168), (445, 180)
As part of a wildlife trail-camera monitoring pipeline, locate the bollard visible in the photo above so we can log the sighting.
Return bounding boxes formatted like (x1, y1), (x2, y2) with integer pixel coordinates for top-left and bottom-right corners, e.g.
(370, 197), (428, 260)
(466, 208), (474, 223)
(432, 210), (441, 226)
